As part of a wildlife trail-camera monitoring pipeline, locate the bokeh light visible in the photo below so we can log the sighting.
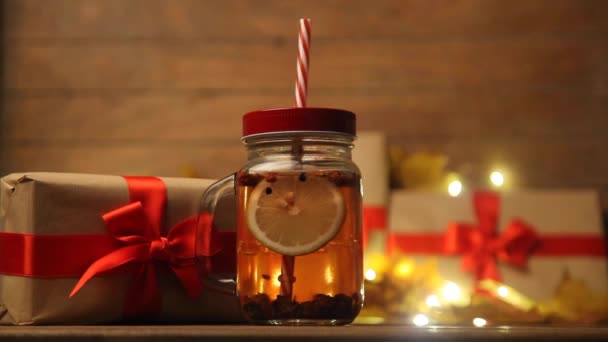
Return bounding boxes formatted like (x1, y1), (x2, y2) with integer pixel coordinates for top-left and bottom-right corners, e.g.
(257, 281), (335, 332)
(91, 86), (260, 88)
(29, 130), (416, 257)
(490, 171), (505, 187)
(473, 317), (487, 327)
(364, 269), (377, 281)
(413, 314), (429, 326)
(448, 180), (463, 197)
(425, 294), (441, 308)
(442, 282), (461, 302)
(497, 285), (509, 298)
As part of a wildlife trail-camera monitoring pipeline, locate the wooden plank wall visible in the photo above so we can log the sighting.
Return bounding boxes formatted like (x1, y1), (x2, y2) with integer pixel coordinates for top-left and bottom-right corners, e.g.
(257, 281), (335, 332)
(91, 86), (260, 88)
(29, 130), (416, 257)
(2, 0), (608, 207)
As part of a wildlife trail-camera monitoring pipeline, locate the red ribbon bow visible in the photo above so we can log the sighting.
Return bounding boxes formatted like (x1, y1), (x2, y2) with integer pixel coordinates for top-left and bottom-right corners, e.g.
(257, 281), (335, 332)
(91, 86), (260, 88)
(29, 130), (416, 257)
(445, 192), (540, 282)
(69, 176), (221, 316)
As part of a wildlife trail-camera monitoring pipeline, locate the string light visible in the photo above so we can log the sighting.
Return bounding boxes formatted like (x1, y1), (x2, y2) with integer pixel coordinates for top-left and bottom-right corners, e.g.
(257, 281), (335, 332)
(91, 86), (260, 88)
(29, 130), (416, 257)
(364, 269), (377, 281)
(272, 269), (282, 287)
(442, 282), (461, 302)
(412, 314), (429, 326)
(447, 180), (463, 197)
(425, 294), (441, 308)
(490, 171), (504, 187)
(393, 260), (413, 278)
(324, 266), (334, 284)
(366, 253), (389, 276)
(473, 317), (487, 327)
(497, 286), (509, 298)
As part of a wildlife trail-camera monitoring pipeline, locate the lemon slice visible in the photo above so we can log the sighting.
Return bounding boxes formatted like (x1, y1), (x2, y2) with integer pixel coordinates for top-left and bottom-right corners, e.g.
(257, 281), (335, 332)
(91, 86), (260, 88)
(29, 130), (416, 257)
(246, 173), (345, 256)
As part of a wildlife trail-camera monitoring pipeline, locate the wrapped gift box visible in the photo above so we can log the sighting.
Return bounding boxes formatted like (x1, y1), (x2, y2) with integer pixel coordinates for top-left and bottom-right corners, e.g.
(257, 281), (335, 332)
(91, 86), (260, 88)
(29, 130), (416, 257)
(353, 131), (389, 257)
(0, 172), (242, 325)
(386, 190), (607, 322)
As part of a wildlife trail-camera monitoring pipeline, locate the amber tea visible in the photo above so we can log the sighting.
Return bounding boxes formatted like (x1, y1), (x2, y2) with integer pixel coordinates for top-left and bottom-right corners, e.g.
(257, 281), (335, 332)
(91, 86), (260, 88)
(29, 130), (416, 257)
(236, 170), (363, 324)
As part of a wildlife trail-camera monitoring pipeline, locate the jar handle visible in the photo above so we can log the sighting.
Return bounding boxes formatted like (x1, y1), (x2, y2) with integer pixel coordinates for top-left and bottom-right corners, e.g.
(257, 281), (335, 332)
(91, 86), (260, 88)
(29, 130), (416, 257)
(197, 173), (237, 296)
(200, 173), (236, 214)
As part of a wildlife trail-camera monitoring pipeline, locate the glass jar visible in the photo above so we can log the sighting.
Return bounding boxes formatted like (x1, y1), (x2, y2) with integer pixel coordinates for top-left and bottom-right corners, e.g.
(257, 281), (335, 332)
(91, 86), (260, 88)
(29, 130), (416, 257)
(200, 108), (363, 325)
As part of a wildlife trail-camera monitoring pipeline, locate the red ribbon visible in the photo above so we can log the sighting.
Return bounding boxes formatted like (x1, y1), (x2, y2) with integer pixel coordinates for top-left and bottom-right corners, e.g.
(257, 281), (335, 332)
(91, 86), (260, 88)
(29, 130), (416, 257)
(0, 229), (235, 277)
(362, 206), (387, 250)
(388, 191), (606, 282)
(389, 233), (606, 256)
(0, 233), (119, 277)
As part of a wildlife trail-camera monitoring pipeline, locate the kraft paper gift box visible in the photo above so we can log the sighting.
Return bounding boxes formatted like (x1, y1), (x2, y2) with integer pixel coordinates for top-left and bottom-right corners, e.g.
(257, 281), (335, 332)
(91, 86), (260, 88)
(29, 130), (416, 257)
(0, 172), (242, 325)
(353, 131), (389, 257)
(388, 190), (607, 313)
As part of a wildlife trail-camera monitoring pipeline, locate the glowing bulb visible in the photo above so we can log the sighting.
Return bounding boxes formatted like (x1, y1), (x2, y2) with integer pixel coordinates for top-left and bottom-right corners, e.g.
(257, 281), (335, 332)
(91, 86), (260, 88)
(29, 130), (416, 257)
(366, 253), (389, 275)
(473, 317), (487, 327)
(364, 269), (377, 281)
(442, 282), (461, 302)
(272, 269), (282, 287)
(324, 266), (334, 284)
(394, 260), (413, 278)
(490, 171), (504, 187)
(425, 294), (441, 308)
(448, 180), (463, 197)
(497, 286), (509, 298)
(412, 314), (429, 326)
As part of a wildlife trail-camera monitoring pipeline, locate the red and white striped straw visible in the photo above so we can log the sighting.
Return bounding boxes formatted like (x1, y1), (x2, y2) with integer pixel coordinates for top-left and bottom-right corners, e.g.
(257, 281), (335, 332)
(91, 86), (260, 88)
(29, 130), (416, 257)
(279, 256), (295, 297)
(279, 18), (312, 298)
(294, 18), (311, 108)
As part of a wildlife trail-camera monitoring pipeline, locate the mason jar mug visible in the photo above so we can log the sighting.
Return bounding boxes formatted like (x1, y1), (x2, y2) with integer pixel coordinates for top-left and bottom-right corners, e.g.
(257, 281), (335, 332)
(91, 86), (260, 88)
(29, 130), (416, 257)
(199, 108), (363, 325)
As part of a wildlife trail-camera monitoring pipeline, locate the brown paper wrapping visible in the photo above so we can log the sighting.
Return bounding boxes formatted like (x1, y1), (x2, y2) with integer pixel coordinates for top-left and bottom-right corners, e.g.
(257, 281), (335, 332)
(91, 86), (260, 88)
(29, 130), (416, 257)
(0, 172), (243, 325)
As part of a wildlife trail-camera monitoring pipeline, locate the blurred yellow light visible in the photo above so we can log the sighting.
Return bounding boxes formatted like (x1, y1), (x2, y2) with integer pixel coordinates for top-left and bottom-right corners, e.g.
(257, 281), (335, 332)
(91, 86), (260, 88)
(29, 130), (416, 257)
(448, 180), (463, 197)
(412, 314), (429, 327)
(478, 279), (535, 311)
(364, 269), (377, 281)
(366, 253), (389, 275)
(497, 286), (509, 298)
(272, 269), (282, 287)
(490, 171), (504, 187)
(425, 294), (441, 308)
(324, 266), (334, 284)
(473, 317), (487, 327)
(442, 282), (461, 302)
(394, 260), (414, 278)
(354, 316), (385, 325)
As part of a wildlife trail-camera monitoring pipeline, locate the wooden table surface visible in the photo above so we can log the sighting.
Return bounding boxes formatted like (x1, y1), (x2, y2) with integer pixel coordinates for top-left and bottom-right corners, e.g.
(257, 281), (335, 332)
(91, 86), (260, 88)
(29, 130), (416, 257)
(1, 325), (607, 341)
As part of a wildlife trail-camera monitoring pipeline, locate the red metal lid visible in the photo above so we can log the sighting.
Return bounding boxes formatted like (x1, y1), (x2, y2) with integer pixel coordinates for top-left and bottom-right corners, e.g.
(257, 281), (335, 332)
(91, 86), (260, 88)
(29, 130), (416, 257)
(242, 107), (356, 138)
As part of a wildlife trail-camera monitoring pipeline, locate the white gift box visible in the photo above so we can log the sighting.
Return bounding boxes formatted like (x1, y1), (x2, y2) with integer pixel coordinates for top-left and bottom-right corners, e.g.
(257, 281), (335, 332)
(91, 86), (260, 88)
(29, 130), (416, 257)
(389, 190), (607, 302)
